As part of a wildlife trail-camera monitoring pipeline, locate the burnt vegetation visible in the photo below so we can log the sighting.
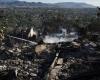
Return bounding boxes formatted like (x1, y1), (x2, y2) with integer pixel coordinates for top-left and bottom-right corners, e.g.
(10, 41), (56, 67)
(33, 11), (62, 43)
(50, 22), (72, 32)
(0, 7), (99, 80)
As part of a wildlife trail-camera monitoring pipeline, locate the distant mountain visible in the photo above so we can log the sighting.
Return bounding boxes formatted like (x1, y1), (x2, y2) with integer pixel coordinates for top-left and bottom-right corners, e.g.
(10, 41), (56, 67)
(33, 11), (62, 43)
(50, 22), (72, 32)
(55, 2), (96, 8)
(0, 1), (96, 8)
(0, 0), (18, 3)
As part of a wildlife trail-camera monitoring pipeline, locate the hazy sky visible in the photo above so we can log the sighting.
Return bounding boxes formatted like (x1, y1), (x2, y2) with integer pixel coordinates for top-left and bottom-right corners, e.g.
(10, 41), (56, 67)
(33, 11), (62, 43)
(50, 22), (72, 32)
(19, 0), (100, 6)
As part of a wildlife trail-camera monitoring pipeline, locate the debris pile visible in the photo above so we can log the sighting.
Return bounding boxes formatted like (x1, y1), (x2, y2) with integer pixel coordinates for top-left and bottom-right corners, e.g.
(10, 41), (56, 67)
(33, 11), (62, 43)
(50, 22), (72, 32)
(0, 29), (99, 80)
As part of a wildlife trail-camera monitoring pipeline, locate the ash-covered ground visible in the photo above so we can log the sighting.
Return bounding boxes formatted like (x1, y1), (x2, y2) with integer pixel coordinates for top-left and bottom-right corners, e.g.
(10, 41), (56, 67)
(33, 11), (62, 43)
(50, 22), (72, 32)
(0, 29), (100, 80)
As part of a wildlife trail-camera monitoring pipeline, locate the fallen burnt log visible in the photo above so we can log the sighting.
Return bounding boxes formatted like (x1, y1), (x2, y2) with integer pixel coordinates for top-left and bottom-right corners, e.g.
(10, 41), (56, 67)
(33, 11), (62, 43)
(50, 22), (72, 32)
(0, 69), (17, 80)
(83, 60), (100, 64)
(67, 69), (100, 80)
(7, 35), (37, 45)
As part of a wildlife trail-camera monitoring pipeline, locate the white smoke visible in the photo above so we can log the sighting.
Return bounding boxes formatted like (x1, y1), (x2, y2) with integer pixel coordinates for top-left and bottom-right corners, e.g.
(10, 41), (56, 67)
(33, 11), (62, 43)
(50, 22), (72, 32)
(28, 27), (37, 38)
(43, 35), (78, 43)
(43, 28), (78, 43)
